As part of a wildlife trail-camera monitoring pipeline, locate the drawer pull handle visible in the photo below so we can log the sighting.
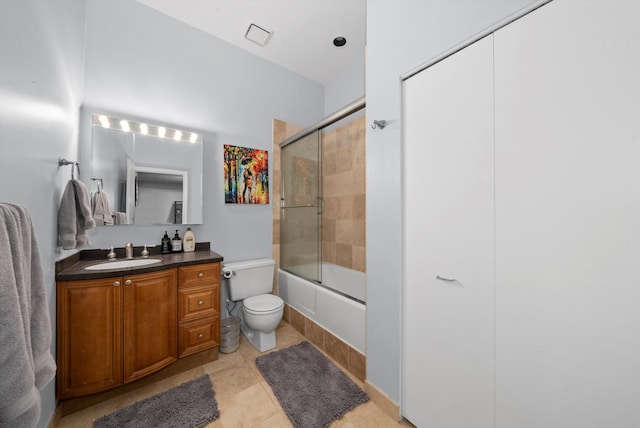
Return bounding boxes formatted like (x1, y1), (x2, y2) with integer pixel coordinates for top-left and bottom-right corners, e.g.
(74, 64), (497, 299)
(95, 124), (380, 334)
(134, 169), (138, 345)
(198, 273), (204, 278)
(114, 281), (120, 287)
(125, 279), (132, 286)
(198, 333), (204, 339)
(198, 300), (204, 305)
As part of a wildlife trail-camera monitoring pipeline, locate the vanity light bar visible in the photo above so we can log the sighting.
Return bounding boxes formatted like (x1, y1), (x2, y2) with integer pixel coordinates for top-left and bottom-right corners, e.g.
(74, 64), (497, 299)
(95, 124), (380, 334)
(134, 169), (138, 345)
(92, 114), (201, 144)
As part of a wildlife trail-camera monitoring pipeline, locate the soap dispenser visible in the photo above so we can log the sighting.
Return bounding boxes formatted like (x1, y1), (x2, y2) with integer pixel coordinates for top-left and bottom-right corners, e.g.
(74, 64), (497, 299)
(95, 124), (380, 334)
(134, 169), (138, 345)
(161, 231), (171, 254)
(183, 226), (195, 252)
(171, 230), (182, 252)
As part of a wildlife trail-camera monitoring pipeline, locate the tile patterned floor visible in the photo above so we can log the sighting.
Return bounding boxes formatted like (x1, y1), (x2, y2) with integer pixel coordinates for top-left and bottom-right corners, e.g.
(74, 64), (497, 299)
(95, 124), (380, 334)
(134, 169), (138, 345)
(57, 321), (415, 428)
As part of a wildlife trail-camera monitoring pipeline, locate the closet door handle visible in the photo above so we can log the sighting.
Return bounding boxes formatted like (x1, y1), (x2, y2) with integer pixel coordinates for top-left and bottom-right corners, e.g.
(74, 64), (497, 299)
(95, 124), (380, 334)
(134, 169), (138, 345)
(436, 275), (457, 282)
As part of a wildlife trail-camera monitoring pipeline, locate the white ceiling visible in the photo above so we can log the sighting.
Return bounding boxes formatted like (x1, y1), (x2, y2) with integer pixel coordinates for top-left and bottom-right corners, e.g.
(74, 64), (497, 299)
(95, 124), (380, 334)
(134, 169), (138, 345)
(134, 0), (366, 86)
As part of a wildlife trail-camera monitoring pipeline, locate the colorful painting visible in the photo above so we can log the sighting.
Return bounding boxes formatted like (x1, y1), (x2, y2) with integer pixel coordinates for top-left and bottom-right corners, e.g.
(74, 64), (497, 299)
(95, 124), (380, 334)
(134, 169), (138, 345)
(224, 144), (269, 204)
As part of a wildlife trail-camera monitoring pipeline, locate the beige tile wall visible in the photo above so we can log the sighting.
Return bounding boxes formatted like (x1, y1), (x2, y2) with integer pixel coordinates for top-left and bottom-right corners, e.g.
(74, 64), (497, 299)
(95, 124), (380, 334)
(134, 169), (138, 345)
(322, 115), (366, 272)
(272, 115), (367, 283)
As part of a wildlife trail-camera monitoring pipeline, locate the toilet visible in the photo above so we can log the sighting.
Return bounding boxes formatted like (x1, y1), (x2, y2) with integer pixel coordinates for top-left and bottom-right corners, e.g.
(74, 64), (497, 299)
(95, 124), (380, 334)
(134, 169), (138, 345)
(221, 258), (283, 352)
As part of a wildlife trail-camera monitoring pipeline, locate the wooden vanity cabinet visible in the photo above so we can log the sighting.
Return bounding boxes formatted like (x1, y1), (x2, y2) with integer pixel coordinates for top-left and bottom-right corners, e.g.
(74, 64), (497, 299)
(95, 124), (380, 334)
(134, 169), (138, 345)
(57, 269), (177, 399)
(123, 270), (177, 383)
(177, 263), (220, 357)
(57, 276), (122, 399)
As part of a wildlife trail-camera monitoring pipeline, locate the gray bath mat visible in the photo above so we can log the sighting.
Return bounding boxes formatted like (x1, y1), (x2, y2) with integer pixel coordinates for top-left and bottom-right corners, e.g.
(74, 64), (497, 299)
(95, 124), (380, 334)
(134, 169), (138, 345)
(256, 341), (369, 428)
(93, 375), (219, 428)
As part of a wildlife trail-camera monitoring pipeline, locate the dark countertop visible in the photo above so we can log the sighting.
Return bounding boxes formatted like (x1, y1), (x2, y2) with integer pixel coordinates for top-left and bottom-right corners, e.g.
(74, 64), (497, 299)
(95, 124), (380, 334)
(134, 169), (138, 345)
(56, 242), (223, 281)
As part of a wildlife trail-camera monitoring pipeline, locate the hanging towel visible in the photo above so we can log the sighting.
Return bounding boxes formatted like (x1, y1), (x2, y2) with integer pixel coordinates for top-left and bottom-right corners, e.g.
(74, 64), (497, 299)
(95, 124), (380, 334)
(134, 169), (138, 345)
(58, 179), (95, 249)
(113, 212), (127, 225)
(92, 191), (113, 226)
(0, 203), (56, 428)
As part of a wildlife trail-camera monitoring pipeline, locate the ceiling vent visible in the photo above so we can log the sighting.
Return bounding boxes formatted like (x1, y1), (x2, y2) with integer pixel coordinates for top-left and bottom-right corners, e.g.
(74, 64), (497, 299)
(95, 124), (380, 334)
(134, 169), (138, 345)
(245, 23), (273, 47)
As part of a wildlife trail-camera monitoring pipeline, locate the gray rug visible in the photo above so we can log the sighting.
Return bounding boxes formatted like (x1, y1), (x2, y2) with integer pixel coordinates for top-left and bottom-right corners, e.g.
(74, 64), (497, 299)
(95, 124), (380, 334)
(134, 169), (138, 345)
(256, 341), (369, 428)
(93, 375), (219, 428)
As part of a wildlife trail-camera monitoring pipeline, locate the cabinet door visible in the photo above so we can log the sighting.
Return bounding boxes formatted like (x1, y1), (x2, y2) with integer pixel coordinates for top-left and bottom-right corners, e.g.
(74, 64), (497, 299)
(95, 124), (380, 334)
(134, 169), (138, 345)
(402, 35), (495, 427)
(57, 277), (122, 398)
(123, 269), (177, 383)
(494, 2), (640, 426)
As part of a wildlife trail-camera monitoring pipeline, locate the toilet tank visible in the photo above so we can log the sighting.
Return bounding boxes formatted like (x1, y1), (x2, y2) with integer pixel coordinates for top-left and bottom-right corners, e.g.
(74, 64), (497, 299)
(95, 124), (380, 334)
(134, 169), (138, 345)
(222, 258), (275, 301)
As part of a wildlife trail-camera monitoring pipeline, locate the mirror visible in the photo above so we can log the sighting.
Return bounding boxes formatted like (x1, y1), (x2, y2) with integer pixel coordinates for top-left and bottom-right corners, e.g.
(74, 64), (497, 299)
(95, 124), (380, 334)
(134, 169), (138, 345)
(90, 114), (203, 225)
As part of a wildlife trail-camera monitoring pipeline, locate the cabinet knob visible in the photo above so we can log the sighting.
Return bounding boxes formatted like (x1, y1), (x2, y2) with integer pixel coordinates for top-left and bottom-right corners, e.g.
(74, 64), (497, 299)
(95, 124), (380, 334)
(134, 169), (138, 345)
(125, 279), (132, 286)
(198, 333), (204, 339)
(198, 272), (204, 278)
(198, 300), (204, 306)
(113, 281), (120, 287)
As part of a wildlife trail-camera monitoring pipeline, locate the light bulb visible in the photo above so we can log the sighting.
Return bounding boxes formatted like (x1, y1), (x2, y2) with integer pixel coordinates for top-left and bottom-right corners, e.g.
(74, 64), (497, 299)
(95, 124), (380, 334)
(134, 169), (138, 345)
(98, 115), (110, 128)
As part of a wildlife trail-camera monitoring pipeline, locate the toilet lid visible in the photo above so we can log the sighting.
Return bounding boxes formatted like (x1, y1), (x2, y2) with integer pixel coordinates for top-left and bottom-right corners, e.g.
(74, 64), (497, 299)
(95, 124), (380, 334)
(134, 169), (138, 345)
(244, 294), (284, 313)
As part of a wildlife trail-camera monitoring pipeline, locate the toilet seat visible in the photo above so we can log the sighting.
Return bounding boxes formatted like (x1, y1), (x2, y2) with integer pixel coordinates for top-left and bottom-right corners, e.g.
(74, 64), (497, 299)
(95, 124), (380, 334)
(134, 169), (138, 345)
(244, 294), (284, 314)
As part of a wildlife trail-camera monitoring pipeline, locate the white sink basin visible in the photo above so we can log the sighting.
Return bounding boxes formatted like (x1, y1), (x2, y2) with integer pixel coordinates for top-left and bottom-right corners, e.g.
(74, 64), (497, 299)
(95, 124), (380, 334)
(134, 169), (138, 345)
(85, 258), (162, 270)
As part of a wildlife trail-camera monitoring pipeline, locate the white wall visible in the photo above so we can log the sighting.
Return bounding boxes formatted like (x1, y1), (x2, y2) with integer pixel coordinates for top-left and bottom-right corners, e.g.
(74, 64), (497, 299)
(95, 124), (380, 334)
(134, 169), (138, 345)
(81, 0), (324, 267)
(1, 1), (324, 426)
(0, 1), (86, 426)
(324, 54), (365, 115)
(365, 0), (543, 405)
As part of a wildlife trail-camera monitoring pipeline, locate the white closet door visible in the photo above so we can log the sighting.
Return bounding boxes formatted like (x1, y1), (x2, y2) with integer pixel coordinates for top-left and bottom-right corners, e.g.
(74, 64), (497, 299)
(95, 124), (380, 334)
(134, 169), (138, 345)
(494, 1), (640, 427)
(403, 35), (495, 428)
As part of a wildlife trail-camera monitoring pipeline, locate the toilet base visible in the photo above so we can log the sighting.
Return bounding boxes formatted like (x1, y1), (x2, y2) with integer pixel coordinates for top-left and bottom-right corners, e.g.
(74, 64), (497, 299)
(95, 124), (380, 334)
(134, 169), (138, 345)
(240, 322), (276, 352)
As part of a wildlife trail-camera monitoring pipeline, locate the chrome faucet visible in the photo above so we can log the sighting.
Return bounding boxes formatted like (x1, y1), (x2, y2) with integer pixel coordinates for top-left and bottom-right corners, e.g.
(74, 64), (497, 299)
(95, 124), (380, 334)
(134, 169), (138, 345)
(125, 242), (134, 259)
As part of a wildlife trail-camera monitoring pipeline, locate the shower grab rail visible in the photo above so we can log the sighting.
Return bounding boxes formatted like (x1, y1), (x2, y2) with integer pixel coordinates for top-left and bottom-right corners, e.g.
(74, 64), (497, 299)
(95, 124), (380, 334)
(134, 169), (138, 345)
(280, 197), (324, 214)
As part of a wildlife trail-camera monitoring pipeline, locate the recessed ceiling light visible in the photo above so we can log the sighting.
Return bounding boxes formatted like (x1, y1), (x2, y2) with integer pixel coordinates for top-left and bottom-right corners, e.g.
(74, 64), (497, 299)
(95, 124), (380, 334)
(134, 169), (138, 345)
(245, 23), (273, 47)
(333, 36), (347, 47)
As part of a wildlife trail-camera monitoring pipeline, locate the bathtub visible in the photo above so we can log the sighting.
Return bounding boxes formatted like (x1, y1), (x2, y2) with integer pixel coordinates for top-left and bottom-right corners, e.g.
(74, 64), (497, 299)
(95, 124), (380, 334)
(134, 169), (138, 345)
(278, 263), (366, 353)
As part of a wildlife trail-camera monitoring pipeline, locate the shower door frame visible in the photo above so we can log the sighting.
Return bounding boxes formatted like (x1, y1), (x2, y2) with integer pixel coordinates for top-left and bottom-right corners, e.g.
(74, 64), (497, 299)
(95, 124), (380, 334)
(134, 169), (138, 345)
(280, 130), (323, 282)
(279, 97), (366, 285)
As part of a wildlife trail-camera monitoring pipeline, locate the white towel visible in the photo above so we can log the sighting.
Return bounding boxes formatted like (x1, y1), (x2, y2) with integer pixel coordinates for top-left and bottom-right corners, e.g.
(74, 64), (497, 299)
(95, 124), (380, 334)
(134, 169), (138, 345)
(92, 191), (113, 226)
(0, 203), (56, 428)
(58, 179), (95, 249)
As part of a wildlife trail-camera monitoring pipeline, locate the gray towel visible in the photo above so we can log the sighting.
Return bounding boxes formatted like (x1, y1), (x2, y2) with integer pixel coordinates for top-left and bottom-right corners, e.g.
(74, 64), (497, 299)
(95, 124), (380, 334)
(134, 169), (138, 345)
(113, 211), (127, 225)
(0, 203), (56, 428)
(58, 179), (95, 249)
(92, 191), (113, 226)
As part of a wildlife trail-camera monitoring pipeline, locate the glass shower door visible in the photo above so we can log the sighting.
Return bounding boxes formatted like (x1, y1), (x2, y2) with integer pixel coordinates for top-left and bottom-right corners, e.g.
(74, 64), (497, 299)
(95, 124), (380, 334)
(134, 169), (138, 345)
(280, 130), (322, 282)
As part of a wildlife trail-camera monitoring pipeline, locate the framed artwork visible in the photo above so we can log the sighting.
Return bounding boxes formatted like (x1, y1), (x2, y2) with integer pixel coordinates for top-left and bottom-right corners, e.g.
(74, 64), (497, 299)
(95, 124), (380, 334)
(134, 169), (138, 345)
(224, 144), (269, 204)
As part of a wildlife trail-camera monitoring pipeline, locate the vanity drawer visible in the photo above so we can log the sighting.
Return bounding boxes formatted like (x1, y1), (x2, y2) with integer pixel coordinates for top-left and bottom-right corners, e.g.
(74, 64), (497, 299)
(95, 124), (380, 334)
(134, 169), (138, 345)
(178, 263), (219, 288)
(178, 316), (220, 358)
(178, 285), (219, 322)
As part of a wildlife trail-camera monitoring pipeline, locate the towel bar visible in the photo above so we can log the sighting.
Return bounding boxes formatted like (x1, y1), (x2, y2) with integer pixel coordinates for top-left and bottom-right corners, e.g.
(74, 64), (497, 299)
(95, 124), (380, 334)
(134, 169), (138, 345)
(58, 158), (80, 179)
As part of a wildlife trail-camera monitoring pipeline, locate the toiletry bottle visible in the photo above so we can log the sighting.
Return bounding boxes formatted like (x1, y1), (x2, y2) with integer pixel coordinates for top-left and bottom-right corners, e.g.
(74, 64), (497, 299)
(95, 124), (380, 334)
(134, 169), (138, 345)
(161, 231), (171, 254)
(183, 226), (195, 252)
(172, 230), (182, 252)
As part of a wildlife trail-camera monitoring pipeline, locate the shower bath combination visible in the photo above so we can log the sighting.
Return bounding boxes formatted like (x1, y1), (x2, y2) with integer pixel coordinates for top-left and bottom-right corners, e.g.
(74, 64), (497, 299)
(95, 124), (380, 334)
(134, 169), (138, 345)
(277, 98), (367, 353)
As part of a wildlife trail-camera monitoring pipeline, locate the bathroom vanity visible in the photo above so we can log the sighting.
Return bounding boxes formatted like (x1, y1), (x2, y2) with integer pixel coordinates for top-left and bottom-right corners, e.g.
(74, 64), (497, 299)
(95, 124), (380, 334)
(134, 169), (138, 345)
(55, 244), (222, 404)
